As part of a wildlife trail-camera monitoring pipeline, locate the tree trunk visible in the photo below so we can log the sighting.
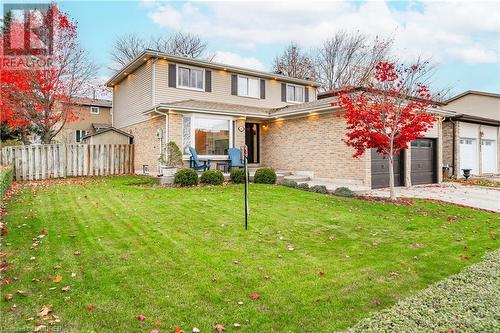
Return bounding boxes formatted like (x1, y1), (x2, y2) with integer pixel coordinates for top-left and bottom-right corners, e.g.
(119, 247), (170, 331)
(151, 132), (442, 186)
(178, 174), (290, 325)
(388, 140), (396, 201)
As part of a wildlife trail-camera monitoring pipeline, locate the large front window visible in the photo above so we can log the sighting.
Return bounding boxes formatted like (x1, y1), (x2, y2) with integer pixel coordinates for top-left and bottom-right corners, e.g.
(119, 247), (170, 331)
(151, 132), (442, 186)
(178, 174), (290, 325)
(286, 84), (304, 103)
(183, 117), (231, 156)
(178, 66), (204, 90)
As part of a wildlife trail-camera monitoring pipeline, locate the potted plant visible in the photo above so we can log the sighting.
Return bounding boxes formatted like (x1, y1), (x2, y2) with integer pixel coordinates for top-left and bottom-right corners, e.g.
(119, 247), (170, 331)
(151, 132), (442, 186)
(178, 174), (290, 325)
(159, 141), (183, 177)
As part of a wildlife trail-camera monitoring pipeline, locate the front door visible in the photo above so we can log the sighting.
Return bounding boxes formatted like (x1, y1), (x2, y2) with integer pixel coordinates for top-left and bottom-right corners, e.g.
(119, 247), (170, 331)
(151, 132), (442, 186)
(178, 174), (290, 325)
(245, 123), (260, 164)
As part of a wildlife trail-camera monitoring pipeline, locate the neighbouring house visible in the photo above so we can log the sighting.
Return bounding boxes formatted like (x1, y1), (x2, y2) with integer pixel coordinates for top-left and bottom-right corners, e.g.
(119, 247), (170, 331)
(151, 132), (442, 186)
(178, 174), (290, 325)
(105, 50), (453, 189)
(81, 127), (133, 145)
(440, 91), (500, 177)
(55, 97), (113, 144)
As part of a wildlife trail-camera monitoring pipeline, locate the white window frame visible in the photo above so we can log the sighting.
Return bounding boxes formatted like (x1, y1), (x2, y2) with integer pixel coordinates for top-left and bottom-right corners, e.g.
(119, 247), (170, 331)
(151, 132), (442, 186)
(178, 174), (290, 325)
(237, 75), (260, 99)
(286, 83), (305, 103)
(182, 114), (234, 160)
(176, 64), (205, 91)
(90, 106), (100, 114)
(75, 130), (87, 143)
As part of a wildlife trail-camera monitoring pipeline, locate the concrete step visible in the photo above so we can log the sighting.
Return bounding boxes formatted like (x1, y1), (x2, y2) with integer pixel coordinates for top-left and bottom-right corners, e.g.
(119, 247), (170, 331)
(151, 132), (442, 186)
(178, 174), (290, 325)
(284, 175), (311, 182)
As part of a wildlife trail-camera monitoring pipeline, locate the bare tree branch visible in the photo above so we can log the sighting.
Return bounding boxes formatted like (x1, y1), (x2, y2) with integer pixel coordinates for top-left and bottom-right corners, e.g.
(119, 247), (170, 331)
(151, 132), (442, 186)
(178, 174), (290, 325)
(271, 42), (316, 80)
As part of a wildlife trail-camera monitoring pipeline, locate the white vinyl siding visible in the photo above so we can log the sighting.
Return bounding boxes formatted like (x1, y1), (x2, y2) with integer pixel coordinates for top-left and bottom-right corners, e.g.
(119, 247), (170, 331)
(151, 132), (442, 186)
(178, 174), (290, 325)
(112, 61), (153, 128)
(154, 60), (313, 109)
(177, 65), (204, 90)
(286, 84), (304, 103)
(237, 76), (259, 98)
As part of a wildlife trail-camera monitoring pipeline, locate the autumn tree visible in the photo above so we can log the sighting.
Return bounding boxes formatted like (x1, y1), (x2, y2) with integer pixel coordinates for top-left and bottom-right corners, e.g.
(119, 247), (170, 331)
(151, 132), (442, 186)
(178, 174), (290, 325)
(334, 60), (436, 200)
(109, 32), (210, 70)
(272, 42), (316, 80)
(316, 31), (393, 91)
(1, 4), (97, 143)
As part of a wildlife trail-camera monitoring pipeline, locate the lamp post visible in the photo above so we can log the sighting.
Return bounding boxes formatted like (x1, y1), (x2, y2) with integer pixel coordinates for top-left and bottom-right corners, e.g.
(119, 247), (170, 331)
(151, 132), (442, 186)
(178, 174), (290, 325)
(243, 145), (249, 230)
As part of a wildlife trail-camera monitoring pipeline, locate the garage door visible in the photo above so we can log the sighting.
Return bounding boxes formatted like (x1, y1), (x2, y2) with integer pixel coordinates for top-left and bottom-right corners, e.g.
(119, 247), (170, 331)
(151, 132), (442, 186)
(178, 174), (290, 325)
(460, 138), (479, 175)
(411, 138), (436, 185)
(481, 139), (498, 174)
(371, 150), (404, 189)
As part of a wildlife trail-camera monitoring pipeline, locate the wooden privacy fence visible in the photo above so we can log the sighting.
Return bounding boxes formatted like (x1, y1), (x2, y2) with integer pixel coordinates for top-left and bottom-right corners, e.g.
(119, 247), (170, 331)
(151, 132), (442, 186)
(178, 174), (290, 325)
(0, 144), (135, 181)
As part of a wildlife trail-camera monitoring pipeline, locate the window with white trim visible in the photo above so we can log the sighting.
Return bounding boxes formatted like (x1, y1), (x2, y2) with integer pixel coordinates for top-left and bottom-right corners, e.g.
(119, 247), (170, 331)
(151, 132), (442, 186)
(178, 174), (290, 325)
(237, 76), (260, 98)
(178, 66), (204, 90)
(182, 116), (232, 156)
(90, 106), (99, 114)
(286, 84), (304, 103)
(75, 130), (87, 143)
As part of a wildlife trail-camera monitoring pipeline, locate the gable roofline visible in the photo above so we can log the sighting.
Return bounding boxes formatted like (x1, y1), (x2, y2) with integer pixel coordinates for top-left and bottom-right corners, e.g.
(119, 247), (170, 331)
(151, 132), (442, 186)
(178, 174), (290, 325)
(445, 90), (500, 104)
(105, 49), (322, 87)
(81, 127), (133, 140)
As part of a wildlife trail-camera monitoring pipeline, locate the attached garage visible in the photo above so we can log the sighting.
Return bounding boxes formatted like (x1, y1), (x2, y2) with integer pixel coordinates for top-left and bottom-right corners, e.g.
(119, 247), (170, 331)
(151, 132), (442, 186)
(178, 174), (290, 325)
(459, 122), (480, 175)
(371, 150), (404, 189)
(411, 138), (437, 185)
(481, 125), (498, 174)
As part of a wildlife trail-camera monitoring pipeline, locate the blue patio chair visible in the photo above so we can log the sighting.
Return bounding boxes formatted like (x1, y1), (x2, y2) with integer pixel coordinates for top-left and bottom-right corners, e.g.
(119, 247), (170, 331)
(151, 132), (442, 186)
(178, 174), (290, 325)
(228, 148), (244, 170)
(188, 146), (211, 171)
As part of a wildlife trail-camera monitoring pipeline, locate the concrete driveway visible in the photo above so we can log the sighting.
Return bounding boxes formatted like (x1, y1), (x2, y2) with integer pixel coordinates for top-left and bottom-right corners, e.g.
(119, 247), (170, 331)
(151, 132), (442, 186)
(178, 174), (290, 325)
(366, 183), (500, 212)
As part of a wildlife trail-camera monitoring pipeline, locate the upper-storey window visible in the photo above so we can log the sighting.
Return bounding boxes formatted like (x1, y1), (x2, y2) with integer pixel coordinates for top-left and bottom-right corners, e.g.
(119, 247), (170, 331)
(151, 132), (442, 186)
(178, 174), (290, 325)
(178, 65), (204, 90)
(90, 106), (99, 114)
(237, 75), (260, 98)
(286, 84), (304, 103)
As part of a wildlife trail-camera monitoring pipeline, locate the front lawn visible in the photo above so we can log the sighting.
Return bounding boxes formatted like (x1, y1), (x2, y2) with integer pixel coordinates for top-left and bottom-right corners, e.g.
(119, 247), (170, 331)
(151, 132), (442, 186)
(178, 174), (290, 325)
(1, 176), (498, 332)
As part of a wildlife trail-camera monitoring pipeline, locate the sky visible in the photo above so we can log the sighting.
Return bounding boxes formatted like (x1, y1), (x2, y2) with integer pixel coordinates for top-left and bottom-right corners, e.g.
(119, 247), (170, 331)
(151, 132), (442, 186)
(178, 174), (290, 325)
(4, 0), (500, 95)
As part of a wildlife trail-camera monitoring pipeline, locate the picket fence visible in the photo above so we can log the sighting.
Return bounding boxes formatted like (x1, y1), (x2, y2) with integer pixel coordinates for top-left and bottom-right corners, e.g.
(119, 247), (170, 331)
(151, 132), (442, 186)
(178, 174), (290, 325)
(0, 144), (135, 181)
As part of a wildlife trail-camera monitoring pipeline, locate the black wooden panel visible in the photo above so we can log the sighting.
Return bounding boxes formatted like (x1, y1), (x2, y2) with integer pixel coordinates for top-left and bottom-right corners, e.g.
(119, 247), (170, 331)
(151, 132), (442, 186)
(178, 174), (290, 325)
(411, 139), (436, 185)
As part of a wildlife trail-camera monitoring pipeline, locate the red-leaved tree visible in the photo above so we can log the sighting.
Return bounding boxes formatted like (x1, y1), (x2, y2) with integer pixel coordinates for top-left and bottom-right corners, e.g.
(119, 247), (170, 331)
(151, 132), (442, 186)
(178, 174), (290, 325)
(334, 60), (436, 200)
(1, 4), (96, 143)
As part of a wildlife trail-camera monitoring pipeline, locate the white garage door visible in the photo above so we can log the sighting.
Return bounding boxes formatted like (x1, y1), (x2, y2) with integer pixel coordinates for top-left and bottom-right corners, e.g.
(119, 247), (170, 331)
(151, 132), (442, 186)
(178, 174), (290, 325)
(481, 139), (498, 174)
(460, 138), (479, 175)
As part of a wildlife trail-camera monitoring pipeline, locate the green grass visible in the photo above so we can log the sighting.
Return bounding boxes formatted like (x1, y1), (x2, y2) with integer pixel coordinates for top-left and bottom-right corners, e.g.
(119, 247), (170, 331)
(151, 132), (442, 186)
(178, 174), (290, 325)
(1, 176), (498, 332)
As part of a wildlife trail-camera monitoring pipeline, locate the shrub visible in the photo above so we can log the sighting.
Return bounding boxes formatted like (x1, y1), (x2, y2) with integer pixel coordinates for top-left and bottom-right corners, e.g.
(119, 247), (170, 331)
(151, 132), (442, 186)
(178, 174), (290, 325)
(296, 183), (309, 190)
(0, 166), (14, 200)
(309, 185), (328, 194)
(200, 170), (224, 185)
(174, 168), (198, 187)
(230, 168), (246, 184)
(254, 168), (277, 184)
(334, 186), (355, 197)
(281, 179), (298, 188)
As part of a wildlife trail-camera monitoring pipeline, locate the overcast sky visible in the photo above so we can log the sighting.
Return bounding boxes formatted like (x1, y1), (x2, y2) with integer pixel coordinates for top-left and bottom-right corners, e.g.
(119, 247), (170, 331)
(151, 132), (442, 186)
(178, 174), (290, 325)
(16, 0), (500, 94)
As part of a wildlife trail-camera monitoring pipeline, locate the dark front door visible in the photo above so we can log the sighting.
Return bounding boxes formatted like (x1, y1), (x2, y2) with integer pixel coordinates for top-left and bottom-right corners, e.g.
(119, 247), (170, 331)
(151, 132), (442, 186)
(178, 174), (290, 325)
(411, 138), (436, 185)
(371, 149), (404, 189)
(245, 123), (260, 164)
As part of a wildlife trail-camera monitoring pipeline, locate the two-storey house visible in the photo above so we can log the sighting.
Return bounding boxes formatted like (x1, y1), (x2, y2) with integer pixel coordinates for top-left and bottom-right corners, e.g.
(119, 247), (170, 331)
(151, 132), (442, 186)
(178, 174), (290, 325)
(106, 50), (451, 189)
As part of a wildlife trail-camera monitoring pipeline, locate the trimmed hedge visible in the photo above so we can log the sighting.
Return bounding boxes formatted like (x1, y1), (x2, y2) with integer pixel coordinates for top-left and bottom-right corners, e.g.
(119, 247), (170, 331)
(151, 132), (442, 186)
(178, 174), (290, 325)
(0, 166), (14, 200)
(349, 249), (500, 332)
(174, 168), (198, 187)
(281, 179), (298, 188)
(200, 170), (224, 185)
(333, 186), (355, 198)
(296, 183), (309, 191)
(309, 185), (328, 194)
(254, 168), (277, 184)
(230, 168), (246, 184)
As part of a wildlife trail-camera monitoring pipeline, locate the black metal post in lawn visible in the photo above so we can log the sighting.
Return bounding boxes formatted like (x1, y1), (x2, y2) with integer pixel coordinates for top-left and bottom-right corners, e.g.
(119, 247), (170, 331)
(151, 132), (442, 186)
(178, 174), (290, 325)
(243, 145), (249, 230)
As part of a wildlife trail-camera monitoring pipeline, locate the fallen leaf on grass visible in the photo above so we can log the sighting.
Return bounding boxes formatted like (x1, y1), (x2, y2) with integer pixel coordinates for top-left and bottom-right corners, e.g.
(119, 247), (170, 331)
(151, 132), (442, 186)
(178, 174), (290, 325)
(5, 294), (13, 301)
(86, 304), (95, 311)
(390, 271), (400, 276)
(192, 328), (201, 333)
(37, 304), (52, 317)
(175, 327), (184, 333)
(150, 330), (159, 333)
(61, 286), (71, 292)
(54, 275), (62, 283)
(138, 314), (146, 321)
(73, 251), (81, 256)
(233, 323), (241, 329)
(249, 293), (260, 300)
(10, 304), (17, 311)
(319, 272), (325, 276)
(214, 323), (225, 332)
(154, 320), (161, 327)
(34, 325), (46, 332)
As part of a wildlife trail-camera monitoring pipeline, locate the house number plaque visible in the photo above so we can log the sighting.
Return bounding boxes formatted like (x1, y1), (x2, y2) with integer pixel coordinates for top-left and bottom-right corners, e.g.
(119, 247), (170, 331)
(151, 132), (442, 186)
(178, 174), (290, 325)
(238, 126), (245, 132)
